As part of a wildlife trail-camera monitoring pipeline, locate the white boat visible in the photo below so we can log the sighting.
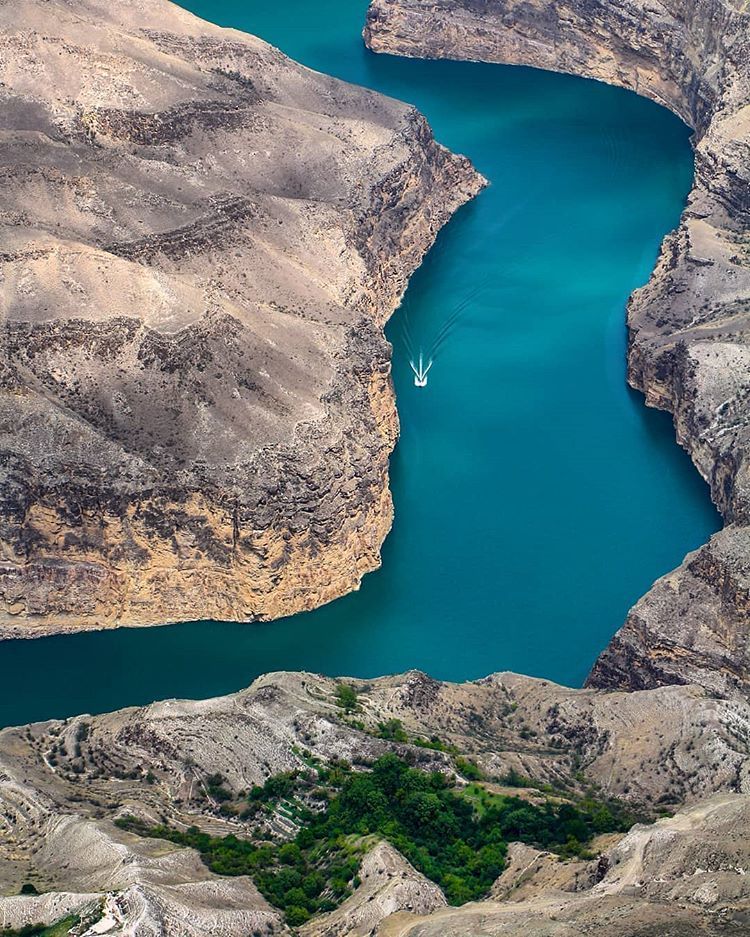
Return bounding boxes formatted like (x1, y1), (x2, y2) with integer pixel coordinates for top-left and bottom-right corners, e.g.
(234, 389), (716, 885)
(409, 352), (432, 388)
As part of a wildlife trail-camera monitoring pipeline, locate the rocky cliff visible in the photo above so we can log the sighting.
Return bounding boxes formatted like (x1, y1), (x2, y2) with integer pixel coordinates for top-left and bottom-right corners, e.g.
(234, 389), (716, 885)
(0, 670), (748, 935)
(365, 0), (750, 701)
(0, 0), (483, 637)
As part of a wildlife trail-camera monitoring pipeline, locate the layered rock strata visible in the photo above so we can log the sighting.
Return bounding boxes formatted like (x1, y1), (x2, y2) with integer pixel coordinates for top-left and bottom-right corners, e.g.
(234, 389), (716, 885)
(0, 0), (483, 637)
(365, 0), (750, 699)
(0, 670), (748, 935)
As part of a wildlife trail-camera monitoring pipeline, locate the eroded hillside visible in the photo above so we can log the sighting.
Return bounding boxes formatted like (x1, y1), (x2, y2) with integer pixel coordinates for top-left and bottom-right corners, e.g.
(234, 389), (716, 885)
(0, 0), (483, 637)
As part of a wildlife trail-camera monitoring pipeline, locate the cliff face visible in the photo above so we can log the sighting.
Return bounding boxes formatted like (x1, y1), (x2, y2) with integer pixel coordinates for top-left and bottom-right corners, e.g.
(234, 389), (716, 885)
(0, 0), (484, 637)
(365, 0), (750, 701)
(0, 670), (748, 935)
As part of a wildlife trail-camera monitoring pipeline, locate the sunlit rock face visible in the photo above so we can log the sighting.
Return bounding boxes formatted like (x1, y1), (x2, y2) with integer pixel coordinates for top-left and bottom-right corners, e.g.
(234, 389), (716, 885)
(0, 0), (484, 637)
(365, 0), (750, 701)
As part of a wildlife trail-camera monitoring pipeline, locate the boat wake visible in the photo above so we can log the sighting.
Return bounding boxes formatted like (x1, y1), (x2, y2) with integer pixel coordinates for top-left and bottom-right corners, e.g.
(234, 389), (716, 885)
(400, 284), (484, 388)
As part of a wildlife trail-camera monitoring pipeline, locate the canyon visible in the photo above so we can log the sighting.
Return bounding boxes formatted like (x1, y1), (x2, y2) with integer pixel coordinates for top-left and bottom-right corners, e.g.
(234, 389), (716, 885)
(0, 0), (749, 933)
(0, 0), (482, 637)
(364, 0), (750, 705)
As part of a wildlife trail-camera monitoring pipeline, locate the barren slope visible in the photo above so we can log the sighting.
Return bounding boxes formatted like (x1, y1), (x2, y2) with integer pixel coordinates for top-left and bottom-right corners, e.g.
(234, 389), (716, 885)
(0, 670), (748, 934)
(0, 0), (483, 637)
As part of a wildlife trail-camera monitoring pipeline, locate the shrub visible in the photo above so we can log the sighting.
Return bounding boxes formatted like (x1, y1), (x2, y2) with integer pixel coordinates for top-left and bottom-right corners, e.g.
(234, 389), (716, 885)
(377, 719), (408, 743)
(455, 757), (482, 781)
(335, 684), (359, 713)
(285, 906), (310, 926)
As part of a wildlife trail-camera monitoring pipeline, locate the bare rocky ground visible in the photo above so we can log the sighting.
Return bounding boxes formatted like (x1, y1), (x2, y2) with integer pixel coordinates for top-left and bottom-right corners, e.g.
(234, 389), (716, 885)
(0, 0), (483, 637)
(0, 670), (748, 934)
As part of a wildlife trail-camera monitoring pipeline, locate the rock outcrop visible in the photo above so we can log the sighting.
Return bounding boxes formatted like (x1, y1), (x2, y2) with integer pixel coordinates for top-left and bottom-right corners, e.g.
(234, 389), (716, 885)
(364, 0), (750, 700)
(587, 527), (750, 700)
(300, 841), (447, 937)
(0, 0), (483, 637)
(0, 670), (748, 935)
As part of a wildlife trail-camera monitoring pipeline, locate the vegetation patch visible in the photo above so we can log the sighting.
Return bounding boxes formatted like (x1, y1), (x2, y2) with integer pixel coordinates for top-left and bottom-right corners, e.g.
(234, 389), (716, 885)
(117, 753), (636, 925)
(0, 906), (102, 937)
(334, 683), (359, 713)
(0, 921), (76, 937)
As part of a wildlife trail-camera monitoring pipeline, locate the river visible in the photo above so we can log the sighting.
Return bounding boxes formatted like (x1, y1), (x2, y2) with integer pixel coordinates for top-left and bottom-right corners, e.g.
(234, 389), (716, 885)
(0, 0), (719, 727)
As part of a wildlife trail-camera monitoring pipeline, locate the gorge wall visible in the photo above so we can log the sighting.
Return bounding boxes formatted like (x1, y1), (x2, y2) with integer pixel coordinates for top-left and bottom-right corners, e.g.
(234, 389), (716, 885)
(0, 0), (483, 637)
(365, 0), (750, 701)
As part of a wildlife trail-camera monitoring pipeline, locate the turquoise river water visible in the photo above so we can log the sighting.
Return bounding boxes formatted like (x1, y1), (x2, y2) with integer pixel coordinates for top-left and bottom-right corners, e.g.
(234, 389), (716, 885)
(0, 1), (720, 727)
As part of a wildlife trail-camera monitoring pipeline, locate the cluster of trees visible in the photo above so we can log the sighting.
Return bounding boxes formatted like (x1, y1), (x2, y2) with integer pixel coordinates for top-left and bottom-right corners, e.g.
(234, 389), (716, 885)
(334, 683), (359, 713)
(309, 753), (506, 903)
(117, 814), (359, 926)
(117, 753), (633, 925)
(248, 770), (299, 803)
(373, 720), (462, 757)
(0, 927), (48, 937)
